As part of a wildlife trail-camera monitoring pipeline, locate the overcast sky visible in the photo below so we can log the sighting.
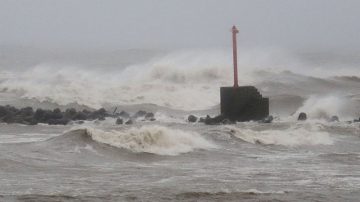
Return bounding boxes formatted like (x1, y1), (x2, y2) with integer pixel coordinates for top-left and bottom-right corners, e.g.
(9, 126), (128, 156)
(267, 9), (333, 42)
(1, 0), (359, 51)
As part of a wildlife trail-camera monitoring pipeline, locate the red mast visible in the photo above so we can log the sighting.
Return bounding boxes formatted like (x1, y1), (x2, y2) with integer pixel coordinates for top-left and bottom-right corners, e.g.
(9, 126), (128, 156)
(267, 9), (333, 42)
(232, 25), (239, 87)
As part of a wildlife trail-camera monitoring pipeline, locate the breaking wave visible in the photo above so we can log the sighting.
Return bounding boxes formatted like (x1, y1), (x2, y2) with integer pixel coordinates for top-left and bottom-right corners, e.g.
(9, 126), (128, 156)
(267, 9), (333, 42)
(228, 124), (334, 146)
(83, 125), (216, 156)
(0, 49), (359, 113)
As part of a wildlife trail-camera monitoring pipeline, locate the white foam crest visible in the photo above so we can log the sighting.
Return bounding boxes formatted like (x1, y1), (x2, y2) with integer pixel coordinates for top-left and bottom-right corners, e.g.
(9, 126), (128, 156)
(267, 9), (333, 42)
(121, 50), (234, 84)
(228, 124), (333, 146)
(295, 95), (359, 120)
(84, 125), (216, 155)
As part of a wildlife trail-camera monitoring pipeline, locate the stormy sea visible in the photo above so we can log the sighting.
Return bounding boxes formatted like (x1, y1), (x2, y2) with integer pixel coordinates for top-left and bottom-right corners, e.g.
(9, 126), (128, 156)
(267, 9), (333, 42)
(0, 48), (360, 201)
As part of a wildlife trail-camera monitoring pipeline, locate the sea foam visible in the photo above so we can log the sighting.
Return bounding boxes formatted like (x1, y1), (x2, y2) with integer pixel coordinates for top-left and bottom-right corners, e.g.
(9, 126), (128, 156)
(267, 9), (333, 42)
(228, 124), (334, 146)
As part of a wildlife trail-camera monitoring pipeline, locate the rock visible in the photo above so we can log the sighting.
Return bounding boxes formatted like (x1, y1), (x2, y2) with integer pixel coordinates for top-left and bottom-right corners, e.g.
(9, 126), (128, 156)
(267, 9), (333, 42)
(53, 108), (61, 114)
(188, 115), (198, 123)
(116, 118), (123, 125)
(2, 113), (15, 123)
(34, 109), (46, 121)
(329, 116), (339, 122)
(298, 112), (307, 121)
(82, 109), (91, 115)
(125, 119), (133, 125)
(149, 118), (156, 121)
(0, 105), (144, 125)
(133, 110), (147, 118)
(17, 107), (34, 117)
(89, 108), (107, 120)
(73, 112), (87, 120)
(204, 115), (226, 125)
(0, 106), (8, 117)
(64, 108), (77, 119)
(47, 118), (70, 125)
(43, 109), (63, 121)
(145, 112), (154, 119)
(260, 115), (273, 123)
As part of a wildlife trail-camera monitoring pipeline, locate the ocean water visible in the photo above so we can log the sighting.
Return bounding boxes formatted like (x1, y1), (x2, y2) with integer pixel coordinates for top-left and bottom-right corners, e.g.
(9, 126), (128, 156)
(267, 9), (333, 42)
(0, 48), (360, 201)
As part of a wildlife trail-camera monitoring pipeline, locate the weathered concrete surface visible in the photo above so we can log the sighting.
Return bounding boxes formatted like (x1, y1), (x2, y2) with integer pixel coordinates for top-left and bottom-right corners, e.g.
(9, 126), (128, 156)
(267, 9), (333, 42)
(220, 86), (269, 122)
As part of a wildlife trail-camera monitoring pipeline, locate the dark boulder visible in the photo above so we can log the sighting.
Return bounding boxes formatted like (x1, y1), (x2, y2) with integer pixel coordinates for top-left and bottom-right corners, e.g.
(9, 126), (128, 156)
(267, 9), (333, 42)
(133, 110), (147, 118)
(48, 118), (70, 125)
(64, 108), (77, 119)
(188, 115), (198, 123)
(125, 119), (133, 125)
(43, 109), (63, 120)
(73, 112), (88, 120)
(116, 118), (123, 125)
(89, 108), (108, 120)
(298, 112), (307, 121)
(145, 112), (154, 119)
(204, 115), (226, 125)
(4, 105), (18, 114)
(34, 109), (46, 121)
(2, 113), (15, 123)
(82, 109), (91, 115)
(17, 107), (34, 117)
(53, 108), (61, 114)
(0, 106), (8, 117)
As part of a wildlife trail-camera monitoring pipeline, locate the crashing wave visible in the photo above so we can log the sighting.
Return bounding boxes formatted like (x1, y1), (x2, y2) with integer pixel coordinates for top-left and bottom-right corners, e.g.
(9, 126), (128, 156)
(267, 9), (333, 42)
(82, 125), (217, 156)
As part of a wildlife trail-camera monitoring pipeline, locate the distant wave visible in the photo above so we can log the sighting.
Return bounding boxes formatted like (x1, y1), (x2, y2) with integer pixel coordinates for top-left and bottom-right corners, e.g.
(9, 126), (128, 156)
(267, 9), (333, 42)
(227, 124), (334, 146)
(333, 76), (360, 83)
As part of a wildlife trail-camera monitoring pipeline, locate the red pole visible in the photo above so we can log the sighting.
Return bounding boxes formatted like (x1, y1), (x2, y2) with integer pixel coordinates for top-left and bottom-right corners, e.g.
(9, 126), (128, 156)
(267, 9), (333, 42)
(232, 25), (239, 87)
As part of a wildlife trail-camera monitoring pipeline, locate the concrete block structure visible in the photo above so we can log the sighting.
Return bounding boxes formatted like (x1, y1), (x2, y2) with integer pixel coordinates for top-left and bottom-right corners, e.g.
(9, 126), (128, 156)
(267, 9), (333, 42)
(220, 86), (269, 121)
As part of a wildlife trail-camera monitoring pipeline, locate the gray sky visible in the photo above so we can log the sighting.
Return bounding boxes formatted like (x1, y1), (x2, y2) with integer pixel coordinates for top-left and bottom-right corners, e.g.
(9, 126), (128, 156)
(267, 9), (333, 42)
(1, 0), (359, 51)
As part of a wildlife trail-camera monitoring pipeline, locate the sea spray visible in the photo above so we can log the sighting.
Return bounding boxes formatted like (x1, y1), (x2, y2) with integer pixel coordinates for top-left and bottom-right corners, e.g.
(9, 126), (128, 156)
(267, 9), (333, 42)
(1, 50), (360, 112)
(295, 95), (359, 120)
(84, 125), (217, 155)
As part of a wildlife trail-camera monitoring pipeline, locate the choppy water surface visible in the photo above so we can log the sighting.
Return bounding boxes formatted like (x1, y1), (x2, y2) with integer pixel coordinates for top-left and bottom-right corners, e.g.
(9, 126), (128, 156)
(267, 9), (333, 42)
(0, 121), (360, 202)
(1, 49), (360, 201)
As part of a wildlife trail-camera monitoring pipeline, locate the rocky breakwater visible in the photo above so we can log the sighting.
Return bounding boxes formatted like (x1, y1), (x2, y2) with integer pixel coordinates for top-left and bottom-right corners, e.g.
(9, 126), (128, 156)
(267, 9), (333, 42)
(0, 105), (156, 125)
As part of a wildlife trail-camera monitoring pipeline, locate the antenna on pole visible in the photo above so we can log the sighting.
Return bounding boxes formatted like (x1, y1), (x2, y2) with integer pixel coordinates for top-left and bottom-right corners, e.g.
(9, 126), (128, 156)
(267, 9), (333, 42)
(232, 25), (239, 87)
